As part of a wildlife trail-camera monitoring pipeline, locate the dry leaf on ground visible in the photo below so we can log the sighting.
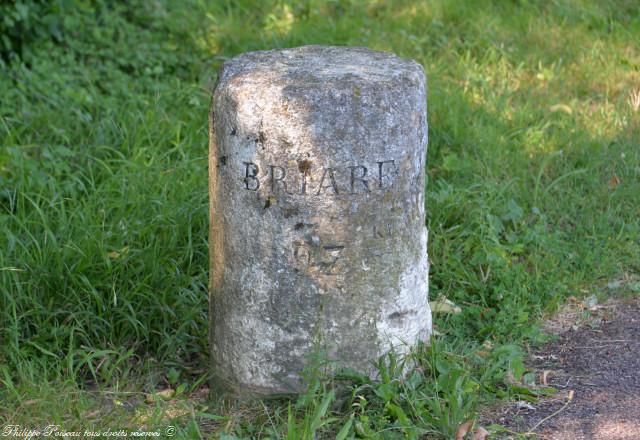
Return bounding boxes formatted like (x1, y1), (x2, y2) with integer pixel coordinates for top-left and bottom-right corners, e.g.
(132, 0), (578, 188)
(430, 297), (462, 314)
(145, 388), (175, 403)
(472, 426), (490, 440)
(540, 370), (551, 385)
(455, 420), (474, 440)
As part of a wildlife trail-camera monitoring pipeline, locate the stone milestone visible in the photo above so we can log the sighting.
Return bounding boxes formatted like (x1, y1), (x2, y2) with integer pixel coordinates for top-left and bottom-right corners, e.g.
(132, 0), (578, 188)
(209, 45), (431, 396)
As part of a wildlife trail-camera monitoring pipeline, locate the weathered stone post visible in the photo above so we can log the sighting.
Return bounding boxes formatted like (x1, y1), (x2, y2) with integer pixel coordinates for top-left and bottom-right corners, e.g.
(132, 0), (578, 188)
(209, 46), (430, 396)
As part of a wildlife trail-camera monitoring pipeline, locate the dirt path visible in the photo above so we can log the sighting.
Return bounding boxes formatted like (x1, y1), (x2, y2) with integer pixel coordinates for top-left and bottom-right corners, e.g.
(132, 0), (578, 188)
(488, 295), (640, 439)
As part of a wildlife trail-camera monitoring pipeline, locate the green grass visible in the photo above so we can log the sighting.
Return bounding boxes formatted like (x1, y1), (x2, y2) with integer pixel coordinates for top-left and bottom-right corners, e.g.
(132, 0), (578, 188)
(1, 0), (639, 438)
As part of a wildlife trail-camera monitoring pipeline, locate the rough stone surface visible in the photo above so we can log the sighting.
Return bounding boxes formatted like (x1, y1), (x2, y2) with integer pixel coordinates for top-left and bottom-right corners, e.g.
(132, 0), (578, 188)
(209, 45), (431, 396)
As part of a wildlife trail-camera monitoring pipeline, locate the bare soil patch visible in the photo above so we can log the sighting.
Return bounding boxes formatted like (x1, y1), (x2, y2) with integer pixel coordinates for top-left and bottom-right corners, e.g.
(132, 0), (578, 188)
(486, 295), (640, 439)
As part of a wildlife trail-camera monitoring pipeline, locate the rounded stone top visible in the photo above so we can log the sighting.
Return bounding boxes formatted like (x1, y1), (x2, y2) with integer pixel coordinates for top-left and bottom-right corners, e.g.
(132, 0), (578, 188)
(216, 45), (425, 88)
